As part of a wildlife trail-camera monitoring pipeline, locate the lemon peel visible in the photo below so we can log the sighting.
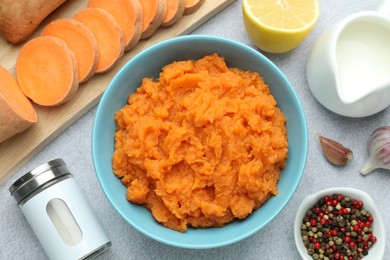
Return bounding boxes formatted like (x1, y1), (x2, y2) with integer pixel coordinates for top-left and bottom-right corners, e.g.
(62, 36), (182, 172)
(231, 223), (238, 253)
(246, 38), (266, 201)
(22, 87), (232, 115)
(242, 0), (319, 53)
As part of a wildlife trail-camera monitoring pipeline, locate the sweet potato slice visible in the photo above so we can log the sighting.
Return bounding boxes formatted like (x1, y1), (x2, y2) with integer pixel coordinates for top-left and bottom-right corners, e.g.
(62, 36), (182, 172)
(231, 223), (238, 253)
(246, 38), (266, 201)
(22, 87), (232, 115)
(184, 0), (205, 15)
(88, 0), (143, 51)
(162, 0), (185, 27)
(139, 0), (167, 39)
(74, 8), (125, 73)
(41, 19), (99, 83)
(16, 36), (79, 106)
(0, 66), (37, 143)
(0, 0), (67, 43)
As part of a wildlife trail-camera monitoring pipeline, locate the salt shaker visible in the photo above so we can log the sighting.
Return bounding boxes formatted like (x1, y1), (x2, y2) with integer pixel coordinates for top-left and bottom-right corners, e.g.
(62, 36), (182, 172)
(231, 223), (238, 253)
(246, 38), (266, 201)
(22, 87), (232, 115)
(9, 159), (111, 260)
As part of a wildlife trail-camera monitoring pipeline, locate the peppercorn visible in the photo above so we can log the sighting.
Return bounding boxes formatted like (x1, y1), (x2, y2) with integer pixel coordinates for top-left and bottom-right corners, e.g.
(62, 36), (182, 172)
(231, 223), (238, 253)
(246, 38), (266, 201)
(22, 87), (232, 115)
(300, 194), (377, 260)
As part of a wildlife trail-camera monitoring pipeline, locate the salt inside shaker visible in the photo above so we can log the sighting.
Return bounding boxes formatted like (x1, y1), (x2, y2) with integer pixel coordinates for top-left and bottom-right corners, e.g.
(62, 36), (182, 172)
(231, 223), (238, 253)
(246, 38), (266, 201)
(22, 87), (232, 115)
(9, 159), (111, 260)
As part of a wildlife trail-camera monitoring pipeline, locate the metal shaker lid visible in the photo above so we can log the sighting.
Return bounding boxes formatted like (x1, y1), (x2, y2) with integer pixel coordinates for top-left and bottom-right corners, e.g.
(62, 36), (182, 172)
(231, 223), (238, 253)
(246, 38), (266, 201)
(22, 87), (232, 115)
(9, 158), (71, 204)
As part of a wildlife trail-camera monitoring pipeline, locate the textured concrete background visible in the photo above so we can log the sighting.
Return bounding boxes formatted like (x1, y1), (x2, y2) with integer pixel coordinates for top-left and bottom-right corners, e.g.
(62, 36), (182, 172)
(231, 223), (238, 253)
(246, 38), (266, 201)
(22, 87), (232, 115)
(1, 1), (388, 259)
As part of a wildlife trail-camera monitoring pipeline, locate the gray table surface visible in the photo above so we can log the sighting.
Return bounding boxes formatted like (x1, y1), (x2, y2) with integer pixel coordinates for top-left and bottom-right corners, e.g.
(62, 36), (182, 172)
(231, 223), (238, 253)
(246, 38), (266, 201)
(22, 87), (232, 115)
(1, 1), (389, 259)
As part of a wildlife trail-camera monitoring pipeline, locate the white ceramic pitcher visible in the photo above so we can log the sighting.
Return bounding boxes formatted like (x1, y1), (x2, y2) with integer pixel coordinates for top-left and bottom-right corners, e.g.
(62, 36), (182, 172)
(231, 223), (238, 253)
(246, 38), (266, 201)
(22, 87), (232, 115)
(307, 0), (390, 117)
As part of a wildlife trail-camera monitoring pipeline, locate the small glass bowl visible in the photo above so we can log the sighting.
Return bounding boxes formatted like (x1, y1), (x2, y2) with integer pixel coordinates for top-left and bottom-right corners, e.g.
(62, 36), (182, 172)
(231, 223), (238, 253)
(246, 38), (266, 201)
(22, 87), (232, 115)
(294, 187), (386, 260)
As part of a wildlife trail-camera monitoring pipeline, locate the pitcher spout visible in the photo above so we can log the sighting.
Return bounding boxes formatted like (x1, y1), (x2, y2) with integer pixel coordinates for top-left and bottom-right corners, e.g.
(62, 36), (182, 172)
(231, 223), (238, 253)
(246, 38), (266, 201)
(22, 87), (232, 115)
(339, 80), (390, 105)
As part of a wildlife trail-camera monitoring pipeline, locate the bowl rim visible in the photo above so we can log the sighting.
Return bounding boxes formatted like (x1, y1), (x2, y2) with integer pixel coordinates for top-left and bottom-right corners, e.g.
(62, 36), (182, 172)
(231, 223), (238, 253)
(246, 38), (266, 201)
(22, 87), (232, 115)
(92, 34), (309, 249)
(294, 187), (386, 260)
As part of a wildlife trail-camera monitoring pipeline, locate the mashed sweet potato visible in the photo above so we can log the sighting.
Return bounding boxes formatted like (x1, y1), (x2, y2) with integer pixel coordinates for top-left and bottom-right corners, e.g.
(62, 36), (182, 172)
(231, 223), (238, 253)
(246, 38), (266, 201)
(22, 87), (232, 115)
(113, 53), (288, 232)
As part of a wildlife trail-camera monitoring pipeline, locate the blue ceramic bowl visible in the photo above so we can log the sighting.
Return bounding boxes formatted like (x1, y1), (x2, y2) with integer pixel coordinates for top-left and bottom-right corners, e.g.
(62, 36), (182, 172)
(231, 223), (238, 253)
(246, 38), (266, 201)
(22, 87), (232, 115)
(92, 35), (308, 249)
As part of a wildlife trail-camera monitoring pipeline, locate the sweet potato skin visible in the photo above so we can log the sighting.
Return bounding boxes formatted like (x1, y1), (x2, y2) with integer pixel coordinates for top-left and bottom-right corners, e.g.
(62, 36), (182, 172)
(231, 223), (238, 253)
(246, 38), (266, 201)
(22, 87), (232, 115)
(0, 0), (67, 43)
(162, 0), (185, 27)
(140, 0), (167, 39)
(184, 0), (205, 15)
(0, 66), (37, 143)
(0, 95), (35, 143)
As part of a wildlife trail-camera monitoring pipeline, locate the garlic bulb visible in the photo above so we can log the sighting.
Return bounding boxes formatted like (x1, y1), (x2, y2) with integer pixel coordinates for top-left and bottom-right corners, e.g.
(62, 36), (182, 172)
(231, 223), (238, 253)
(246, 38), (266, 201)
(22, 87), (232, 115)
(360, 126), (390, 175)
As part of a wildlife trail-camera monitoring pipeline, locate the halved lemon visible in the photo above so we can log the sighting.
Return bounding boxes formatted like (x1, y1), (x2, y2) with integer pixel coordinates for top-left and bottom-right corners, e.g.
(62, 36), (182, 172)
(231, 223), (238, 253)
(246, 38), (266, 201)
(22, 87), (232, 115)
(242, 0), (319, 53)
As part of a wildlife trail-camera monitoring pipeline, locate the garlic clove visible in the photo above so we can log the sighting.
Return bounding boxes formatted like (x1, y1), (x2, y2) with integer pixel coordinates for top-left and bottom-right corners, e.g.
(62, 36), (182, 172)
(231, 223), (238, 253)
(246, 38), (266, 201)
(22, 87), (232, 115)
(360, 159), (378, 175)
(360, 126), (390, 175)
(317, 133), (353, 166)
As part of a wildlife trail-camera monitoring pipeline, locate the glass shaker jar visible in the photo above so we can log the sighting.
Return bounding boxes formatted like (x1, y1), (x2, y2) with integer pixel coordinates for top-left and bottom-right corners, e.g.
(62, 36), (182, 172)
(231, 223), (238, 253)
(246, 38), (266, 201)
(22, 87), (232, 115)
(9, 159), (111, 260)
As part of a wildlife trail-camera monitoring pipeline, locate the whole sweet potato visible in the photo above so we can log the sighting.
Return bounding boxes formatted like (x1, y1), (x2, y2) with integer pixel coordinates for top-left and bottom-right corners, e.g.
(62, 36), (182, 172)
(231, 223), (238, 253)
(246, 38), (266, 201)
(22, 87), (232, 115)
(0, 0), (67, 44)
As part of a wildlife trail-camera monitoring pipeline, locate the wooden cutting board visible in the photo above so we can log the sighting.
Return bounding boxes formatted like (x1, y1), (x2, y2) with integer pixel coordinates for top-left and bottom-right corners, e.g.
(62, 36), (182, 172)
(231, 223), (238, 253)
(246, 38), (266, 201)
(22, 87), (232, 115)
(0, 0), (236, 185)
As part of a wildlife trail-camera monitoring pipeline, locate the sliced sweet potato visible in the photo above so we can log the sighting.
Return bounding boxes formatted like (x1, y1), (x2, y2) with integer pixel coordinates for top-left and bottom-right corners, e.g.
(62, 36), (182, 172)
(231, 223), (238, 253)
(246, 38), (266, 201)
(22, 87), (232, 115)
(139, 0), (167, 39)
(0, 0), (68, 43)
(0, 66), (37, 143)
(74, 8), (125, 73)
(88, 0), (143, 51)
(162, 0), (185, 27)
(41, 19), (99, 83)
(184, 0), (205, 15)
(16, 36), (79, 106)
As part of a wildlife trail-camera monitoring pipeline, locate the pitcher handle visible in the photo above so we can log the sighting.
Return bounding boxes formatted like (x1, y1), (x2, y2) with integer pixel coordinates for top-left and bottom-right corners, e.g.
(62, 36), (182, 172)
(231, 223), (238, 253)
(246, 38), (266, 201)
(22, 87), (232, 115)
(378, 0), (390, 16)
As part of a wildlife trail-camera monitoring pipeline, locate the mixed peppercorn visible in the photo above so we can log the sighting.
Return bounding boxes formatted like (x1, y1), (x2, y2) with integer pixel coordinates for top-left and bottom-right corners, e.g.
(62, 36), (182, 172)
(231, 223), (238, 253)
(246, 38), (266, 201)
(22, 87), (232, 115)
(301, 194), (377, 260)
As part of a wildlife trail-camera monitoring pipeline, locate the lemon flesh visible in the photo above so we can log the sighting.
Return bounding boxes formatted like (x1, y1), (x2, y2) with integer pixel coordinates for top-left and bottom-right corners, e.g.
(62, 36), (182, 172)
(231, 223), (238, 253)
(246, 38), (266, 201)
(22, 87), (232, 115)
(242, 0), (319, 53)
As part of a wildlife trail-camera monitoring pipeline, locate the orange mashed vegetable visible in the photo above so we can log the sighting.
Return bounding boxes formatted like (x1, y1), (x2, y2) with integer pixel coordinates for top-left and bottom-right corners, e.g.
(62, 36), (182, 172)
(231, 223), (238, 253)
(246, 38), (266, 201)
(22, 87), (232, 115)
(113, 54), (288, 232)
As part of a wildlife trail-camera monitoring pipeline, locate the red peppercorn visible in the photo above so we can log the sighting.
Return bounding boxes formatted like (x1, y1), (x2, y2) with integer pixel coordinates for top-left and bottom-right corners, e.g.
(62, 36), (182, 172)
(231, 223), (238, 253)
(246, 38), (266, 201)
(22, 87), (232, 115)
(344, 236), (351, 243)
(331, 199), (338, 206)
(353, 225), (360, 232)
(349, 241), (356, 249)
(331, 229), (338, 236)
(353, 200), (363, 209)
(337, 194), (343, 201)
(314, 242), (321, 250)
(367, 216), (374, 223)
(334, 252), (341, 259)
(342, 208), (348, 214)
(369, 234), (377, 243)
(320, 218), (327, 225)
(310, 219), (317, 226)
(324, 195), (331, 202)
(352, 200), (364, 209)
